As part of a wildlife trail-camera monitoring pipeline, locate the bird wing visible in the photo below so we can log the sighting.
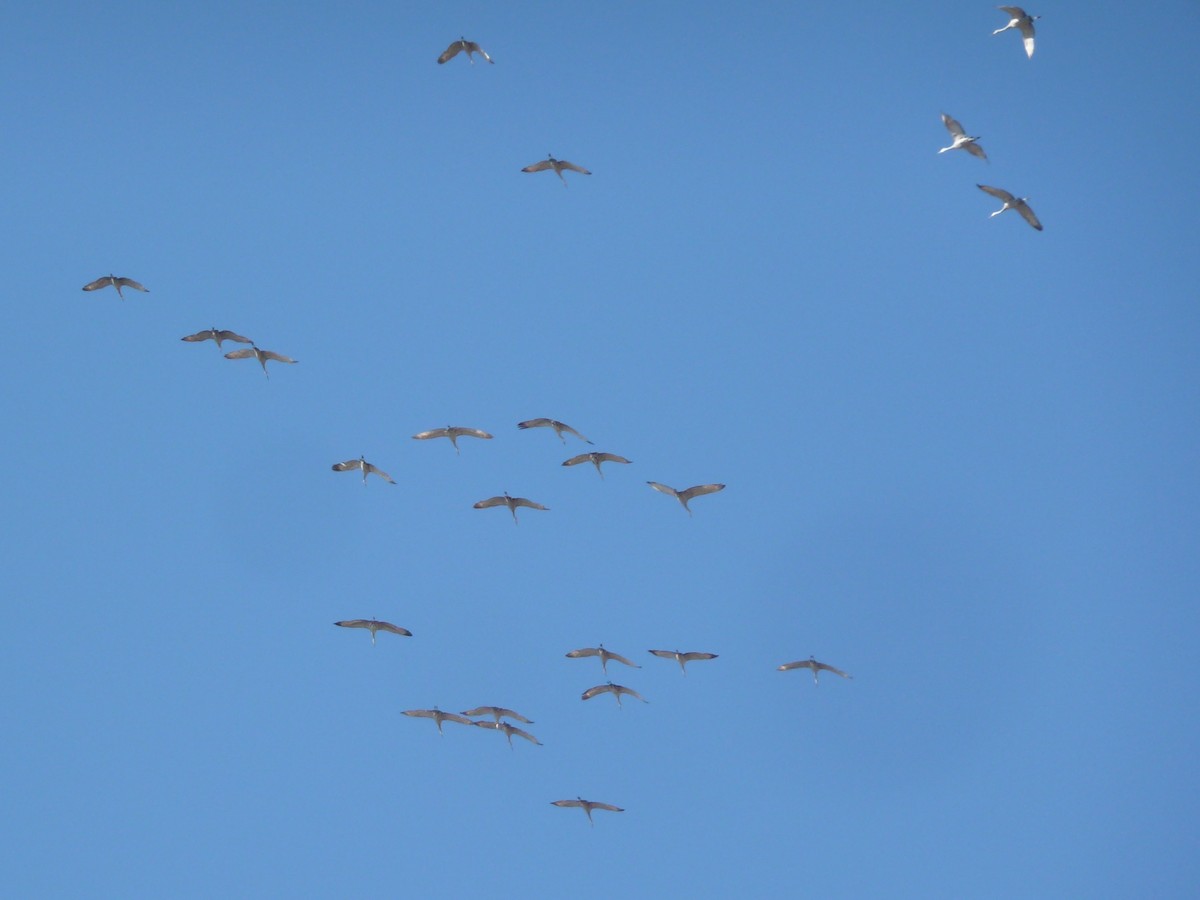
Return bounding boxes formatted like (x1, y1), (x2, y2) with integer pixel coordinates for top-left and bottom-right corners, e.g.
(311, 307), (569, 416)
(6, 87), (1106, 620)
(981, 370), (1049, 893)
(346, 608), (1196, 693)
(509, 726), (542, 745)
(603, 650), (641, 669)
(181, 330), (215, 342)
(682, 652), (718, 662)
(581, 684), (612, 700)
(588, 802), (624, 813)
(116, 278), (148, 292)
(403, 709), (435, 719)
(437, 41), (464, 63)
(552, 800), (585, 809)
(1015, 201), (1043, 231)
(941, 113), (966, 137)
(977, 184), (1015, 203)
(596, 453), (631, 465)
(335, 620), (371, 629)
(496, 708), (533, 724)
(465, 41), (494, 63)
(997, 6), (1025, 17)
(556, 422), (592, 443)
(224, 348), (257, 360)
(512, 497), (548, 511)
(451, 428), (493, 439)
(517, 418), (552, 430)
(1020, 23), (1035, 57)
(259, 350), (296, 364)
(562, 453), (592, 467)
(332, 459), (364, 472)
(522, 159), (555, 173)
(412, 428), (450, 440)
(778, 659), (815, 671)
(82, 277), (113, 291)
(615, 685), (648, 702)
(374, 620), (411, 636)
(648, 650), (679, 661)
(217, 330), (252, 344)
(646, 481), (679, 498)
(472, 720), (501, 731)
(363, 462), (397, 483)
(474, 496), (508, 509)
(816, 661), (853, 679)
(964, 141), (988, 161)
(461, 707), (494, 718)
(680, 483), (726, 501)
(440, 712), (474, 726)
(558, 160), (591, 175)
(566, 647), (601, 659)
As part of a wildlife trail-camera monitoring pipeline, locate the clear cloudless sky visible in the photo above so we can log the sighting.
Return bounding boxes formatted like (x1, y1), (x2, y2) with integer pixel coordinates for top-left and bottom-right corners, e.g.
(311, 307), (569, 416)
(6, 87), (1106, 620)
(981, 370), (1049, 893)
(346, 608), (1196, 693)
(2, 2), (1198, 897)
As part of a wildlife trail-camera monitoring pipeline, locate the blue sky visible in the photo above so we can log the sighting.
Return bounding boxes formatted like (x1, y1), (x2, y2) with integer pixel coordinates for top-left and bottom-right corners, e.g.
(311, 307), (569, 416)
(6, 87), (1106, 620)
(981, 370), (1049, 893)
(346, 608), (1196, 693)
(3, 2), (1198, 896)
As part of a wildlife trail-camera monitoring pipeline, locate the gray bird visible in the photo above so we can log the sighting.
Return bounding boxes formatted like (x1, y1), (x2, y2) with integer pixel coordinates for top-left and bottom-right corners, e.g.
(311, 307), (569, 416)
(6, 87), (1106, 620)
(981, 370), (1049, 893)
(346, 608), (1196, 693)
(334, 619), (411, 644)
(551, 797), (624, 827)
(82, 275), (148, 300)
(438, 37), (493, 65)
(332, 456), (396, 485)
(581, 681), (648, 708)
(473, 492), (549, 524)
(647, 481), (725, 515)
(181, 328), (253, 349)
(411, 426), (493, 454)
(461, 706), (534, 725)
(939, 113), (988, 161)
(566, 644), (641, 674)
(402, 707), (473, 734)
(777, 656), (853, 685)
(521, 155), (591, 186)
(473, 720), (542, 748)
(562, 452), (631, 479)
(517, 418), (592, 444)
(993, 6), (1039, 58)
(224, 344), (297, 378)
(648, 649), (718, 675)
(977, 184), (1043, 231)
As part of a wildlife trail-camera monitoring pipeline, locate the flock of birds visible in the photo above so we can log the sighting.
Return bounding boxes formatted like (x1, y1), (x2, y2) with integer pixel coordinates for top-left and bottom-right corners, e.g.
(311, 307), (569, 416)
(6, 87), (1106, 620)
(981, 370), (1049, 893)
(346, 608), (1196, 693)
(940, 7), (1045, 231)
(83, 9), (1041, 828)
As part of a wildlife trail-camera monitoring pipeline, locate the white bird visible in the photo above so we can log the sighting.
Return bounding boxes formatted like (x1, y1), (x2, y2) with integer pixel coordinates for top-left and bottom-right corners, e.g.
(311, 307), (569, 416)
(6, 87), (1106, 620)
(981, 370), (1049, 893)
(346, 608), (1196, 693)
(777, 656), (853, 685)
(181, 327), (253, 349)
(82, 275), (148, 300)
(332, 456), (396, 485)
(647, 649), (718, 675)
(939, 113), (988, 161)
(334, 619), (411, 644)
(402, 707), (474, 734)
(473, 720), (542, 748)
(551, 797), (624, 827)
(411, 426), (493, 454)
(518, 418), (592, 444)
(566, 644), (641, 674)
(993, 6), (1039, 58)
(224, 344), (297, 378)
(461, 706), (534, 725)
(473, 492), (549, 524)
(581, 682), (648, 708)
(977, 184), (1043, 231)
(647, 481), (725, 515)
(521, 155), (591, 186)
(562, 452), (632, 479)
(438, 37), (493, 65)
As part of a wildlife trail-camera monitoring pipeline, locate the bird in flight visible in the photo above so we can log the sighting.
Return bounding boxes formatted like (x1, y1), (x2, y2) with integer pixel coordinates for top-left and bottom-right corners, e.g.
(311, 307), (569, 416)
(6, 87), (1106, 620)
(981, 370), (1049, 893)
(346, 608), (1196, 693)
(82, 275), (148, 300)
(938, 113), (988, 161)
(411, 426), (493, 454)
(648, 649), (718, 675)
(581, 682), (648, 708)
(402, 707), (474, 734)
(518, 418), (592, 444)
(461, 706), (534, 725)
(473, 720), (543, 748)
(993, 6), (1039, 58)
(181, 328), (253, 349)
(334, 619), (411, 644)
(438, 37), (493, 65)
(647, 482), (725, 515)
(521, 155), (591, 186)
(977, 184), (1043, 231)
(551, 797), (624, 827)
(224, 344), (297, 378)
(562, 452), (631, 479)
(332, 456), (396, 485)
(473, 492), (549, 524)
(566, 644), (641, 674)
(777, 656), (853, 685)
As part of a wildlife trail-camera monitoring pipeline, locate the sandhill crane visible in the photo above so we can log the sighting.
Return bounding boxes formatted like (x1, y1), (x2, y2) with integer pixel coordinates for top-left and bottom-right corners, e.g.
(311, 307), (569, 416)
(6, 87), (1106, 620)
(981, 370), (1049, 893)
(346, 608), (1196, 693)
(473, 492), (549, 524)
(581, 682), (648, 708)
(518, 418), (592, 444)
(648, 649), (718, 675)
(332, 456), (396, 485)
(437, 37), (493, 64)
(181, 328), (252, 349)
(566, 644), (641, 674)
(551, 797), (624, 827)
(647, 481), (725, 515)
(939, 113), (988, 161)
(777, 656), (853, 685)
(473, 720), (542, 748)
(521, 155), (591, 186)
(977, 184), (1043, 231)
(402, 707), (474, 734)
(461, 706), (534, 725)
(334, 619), (411, 644)
(993, 6), (1039, 58)
(224, 344), (297, 378)
(411, 426), (493, 454)
(82, 275), (148, 299)
(562, 452), (631, 479)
